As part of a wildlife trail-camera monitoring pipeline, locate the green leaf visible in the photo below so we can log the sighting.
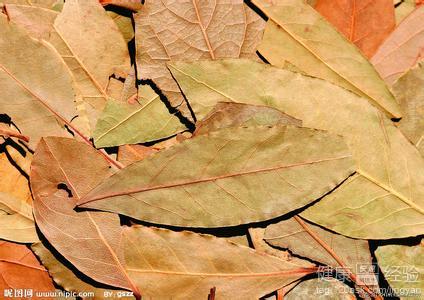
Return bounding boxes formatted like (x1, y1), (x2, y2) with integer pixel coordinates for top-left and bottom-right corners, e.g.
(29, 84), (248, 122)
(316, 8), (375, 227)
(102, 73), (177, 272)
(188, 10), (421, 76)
(375, 241), (424, 299)
(252, 0), (401, 118)
(79, 125), (354, 227)
(122, 225), (316, 299)
(168, 59), (424, 238)
(93, 85), (186, 147)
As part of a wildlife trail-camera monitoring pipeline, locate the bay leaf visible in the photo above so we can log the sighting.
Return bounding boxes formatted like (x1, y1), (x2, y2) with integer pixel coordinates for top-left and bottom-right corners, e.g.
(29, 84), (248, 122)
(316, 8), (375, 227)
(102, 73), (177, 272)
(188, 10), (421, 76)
(195, 102), (302, 136)
(253, 0), (401, 118)
(118, 144), (159, 167)
(134, 0), (265, 120)
(394, 0), (417, 24)
(0, 152), (31, 205)
(100, 0), (142, 11)
(264, 217), (378, 292)
(0, 240), (55, 294)
(107, 11), (134, 43)
(79, 125), (354, 227)
(392, 61), (424, 155)
(314, 0), (395, 58)
(31, 242), (135, 300)
(284, 278), (355, 299)
(122, 225), (316, 299)
(0, 15), (77, 148)
(168, 59), (424, 238)
(371, 5), (424, 85)
(6, 2), (131, 133)
(0, 0), (57, 8)
(30, 137), (140, 296)
(375, 241), (423, 299)
(0, 193), (38, 243)
(54, 0), (131, 131)
(93, 85), (185, 147)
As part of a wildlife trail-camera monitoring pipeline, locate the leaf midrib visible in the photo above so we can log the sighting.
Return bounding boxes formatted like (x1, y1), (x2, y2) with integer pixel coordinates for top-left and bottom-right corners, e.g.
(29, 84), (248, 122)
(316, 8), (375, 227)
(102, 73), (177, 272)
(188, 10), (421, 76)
(79, 155), (352, 203)
(126, 267), (316, 277)
(252, 0), (397, 117)
(170, 64), (424, 216)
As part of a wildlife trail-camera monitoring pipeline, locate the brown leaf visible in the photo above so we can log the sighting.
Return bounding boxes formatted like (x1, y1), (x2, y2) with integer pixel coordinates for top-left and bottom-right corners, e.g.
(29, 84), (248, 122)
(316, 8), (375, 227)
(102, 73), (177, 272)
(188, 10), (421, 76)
(134, 0), (265, 119)
(314, 0), (395, 58)
(0, 240), (55, 294)
(371, 5), (424, 85)
(30, 137), (140, 297)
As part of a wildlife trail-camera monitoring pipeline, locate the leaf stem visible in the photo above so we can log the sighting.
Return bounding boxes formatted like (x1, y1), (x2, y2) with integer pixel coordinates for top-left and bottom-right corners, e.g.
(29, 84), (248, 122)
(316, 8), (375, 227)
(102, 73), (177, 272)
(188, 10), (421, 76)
(293, 216), (380, 299)
(0, 127), (30, 142)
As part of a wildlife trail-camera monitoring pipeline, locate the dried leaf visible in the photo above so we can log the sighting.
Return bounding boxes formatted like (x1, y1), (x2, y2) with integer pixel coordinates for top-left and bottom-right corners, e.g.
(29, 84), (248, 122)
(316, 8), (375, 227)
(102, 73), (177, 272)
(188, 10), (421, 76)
(253, 0), (401, 118)
(0, 193), (38, 243)
(6, 2), (131, 133)
(30, 137), (140, 296)
(0, 15), (77, 148)
(122, 225), (317, 299)
(394, 0), (417, 24)
(195, 102), (302, 136)
(31, 242), (135, 300)
(134, 0), (265, 120)
(285, 278), (355, 299)
(100, 0), (143, 11)
(0, 240), (55, 293)
(107, 11), (135, 43)
(54, 0), (131, 131)
(264, 217), (378, 289)
(0, 0), (57, 8)
(0, 153), (31, 205)
(79, 125), (354, 227)
(371, 5), (424, 85)
(314, 0), (395, 58)
(375, 241), (423, 299)
(168, 59), (424, 238)
(392, 62), (424, 155)
(118, 144), (159, 167)
(93, 85), (185, 147)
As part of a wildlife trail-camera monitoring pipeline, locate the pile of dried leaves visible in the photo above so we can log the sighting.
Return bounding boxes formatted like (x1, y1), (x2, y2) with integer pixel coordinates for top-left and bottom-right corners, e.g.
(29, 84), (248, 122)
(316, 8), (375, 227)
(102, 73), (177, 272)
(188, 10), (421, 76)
(0, 0), (423, 299)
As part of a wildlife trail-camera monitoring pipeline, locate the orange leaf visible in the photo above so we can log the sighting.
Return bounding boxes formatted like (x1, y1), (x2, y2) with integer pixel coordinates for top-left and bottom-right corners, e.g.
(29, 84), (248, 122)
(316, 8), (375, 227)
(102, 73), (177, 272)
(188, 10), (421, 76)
(0, 241), (55, 295)
(315, 0), (395, 58)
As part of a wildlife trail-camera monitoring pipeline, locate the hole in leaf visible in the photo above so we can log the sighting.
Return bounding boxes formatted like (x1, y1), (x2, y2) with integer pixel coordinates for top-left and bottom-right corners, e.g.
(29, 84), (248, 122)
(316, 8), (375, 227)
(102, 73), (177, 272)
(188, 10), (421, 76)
(57, 183), (73, 198)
